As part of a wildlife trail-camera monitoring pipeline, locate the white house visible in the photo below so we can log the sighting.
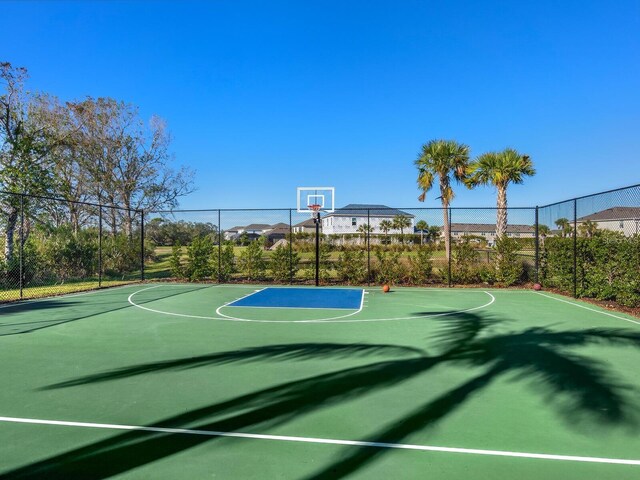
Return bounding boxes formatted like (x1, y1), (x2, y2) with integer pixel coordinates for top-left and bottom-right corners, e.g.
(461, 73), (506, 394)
(292, 218), (317, 234)
(577, 207), (640, 236)
(321, 204), (414, 235)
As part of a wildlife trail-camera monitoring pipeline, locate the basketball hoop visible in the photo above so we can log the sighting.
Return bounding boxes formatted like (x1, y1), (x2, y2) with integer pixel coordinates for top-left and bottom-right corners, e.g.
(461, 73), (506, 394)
(308, 204), (322, 223)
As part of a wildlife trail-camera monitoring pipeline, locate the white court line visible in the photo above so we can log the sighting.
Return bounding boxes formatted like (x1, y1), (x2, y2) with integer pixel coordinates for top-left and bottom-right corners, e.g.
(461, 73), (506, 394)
(128, 286), (495, 323)
(535, 292), (640, 327)
(0, 416), (638, 466)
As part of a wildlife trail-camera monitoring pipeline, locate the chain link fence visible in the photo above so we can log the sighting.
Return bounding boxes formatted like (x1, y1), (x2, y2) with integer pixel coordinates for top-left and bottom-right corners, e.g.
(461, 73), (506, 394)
(0, 191), (144, 303)
(3, 183), (639, 308)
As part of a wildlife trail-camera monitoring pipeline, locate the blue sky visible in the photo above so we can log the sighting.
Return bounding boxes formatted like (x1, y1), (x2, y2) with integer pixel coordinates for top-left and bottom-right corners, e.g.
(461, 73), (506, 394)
(4, 0), (640, 210)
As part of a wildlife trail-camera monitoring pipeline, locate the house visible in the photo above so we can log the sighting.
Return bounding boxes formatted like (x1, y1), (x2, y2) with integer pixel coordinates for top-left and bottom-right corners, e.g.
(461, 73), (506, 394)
(263, 226), (290, 244)
(223, 226), (244, 241)
(292, 218), (317, 234)
(321, 204), (414, 235)
(448, 223), (536, 246)
(577, 207), (640, 236)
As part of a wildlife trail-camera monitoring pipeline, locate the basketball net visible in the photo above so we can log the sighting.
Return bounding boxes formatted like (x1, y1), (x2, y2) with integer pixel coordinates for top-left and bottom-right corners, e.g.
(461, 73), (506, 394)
(308, 204), (322, 224)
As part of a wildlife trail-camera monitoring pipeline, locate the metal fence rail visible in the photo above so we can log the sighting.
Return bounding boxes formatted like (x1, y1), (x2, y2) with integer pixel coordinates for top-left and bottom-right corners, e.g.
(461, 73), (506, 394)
(2, 183), (639, 308)
(0, 190), (144, 303)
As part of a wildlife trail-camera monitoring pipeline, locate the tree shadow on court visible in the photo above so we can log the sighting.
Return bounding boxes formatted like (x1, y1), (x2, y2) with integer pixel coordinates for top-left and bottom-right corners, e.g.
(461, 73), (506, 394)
(0, 284), (208, 336)
(5, 313), (640, 479)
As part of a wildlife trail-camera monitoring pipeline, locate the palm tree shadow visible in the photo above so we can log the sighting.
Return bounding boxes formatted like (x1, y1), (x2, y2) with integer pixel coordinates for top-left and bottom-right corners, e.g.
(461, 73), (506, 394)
(5, 313), (640, 479)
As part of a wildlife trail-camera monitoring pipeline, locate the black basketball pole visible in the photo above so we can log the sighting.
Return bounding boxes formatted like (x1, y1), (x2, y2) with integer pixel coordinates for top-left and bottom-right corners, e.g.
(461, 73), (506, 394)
(315, 211), (320, 287)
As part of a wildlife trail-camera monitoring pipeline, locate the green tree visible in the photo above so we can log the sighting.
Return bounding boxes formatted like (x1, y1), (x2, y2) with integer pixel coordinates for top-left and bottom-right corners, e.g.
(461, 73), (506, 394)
(237, 239), (266, 280)
(578, 220), (598, 238)
(269, 244), (299, 282)
(213, 242), (236, 282)
(379, 219), (393, 245)
(336, 249), (367, 284)
(415, 139), (470, 260)
(415, 220), (428, 245)
(555, 218), (572, 238)
(185, 236), (214, 281)
(392, 214), (411, 243)
(356, 223), (373, 245)
(466, 148), (535, 240)
(169, 242), (184, 278)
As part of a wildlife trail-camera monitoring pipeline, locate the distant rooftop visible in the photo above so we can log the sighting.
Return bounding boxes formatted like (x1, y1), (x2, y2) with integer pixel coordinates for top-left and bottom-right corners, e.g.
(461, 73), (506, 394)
(326, 204), (414, 218)
(577, 207), (640, 221)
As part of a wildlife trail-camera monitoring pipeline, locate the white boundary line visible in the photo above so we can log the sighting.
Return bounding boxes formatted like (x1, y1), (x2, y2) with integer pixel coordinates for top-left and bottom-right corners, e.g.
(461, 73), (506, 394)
(127, 285), (495, 323)
(535, 292), (640, 326)
(0, 416), (638, 466)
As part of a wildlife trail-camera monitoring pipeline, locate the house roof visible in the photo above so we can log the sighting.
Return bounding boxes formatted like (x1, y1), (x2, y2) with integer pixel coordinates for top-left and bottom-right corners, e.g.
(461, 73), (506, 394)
(224, 226), (244, 233)
(269, 222), (289, 230)
(243, 223), (272, 231)
(577, 207), (640, 222)
(449, 223), (536, 233)
(325, 204), (415, 218)
(294, 218), (316, 227)
(264, 227), (290, 237)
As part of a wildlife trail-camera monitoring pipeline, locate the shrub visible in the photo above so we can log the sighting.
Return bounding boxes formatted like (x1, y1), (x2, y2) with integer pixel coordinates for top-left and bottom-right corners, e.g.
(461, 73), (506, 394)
(212, 242), (236, 282)
(451, 238), (480, 284)
(373, 249), (404, 285)
(237, 239), (266, 280)
(336, 249), (367, 284)
(302, 243), (332, 283)
(494, 236), (524, 286)
(407, 246), (434, 284)
(269, 244), (299, 282)
(169, 243), (184, 278)
(185, 235), (214, 281)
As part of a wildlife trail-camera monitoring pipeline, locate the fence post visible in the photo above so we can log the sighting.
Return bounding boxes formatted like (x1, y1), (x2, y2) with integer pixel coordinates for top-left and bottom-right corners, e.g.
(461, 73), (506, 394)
(534, 206), (539, 284)
(140, 210), (145, 281)
(289, 209), (293, 284)
(315, 211), (320, 287)
(98, 206), (103, 288)
(367, 209), (371, 285)
(19, 194), (24, 300)
(218, 210), (222, 283)
(573, 199), (577, 298)
(448, 208), (452, 288)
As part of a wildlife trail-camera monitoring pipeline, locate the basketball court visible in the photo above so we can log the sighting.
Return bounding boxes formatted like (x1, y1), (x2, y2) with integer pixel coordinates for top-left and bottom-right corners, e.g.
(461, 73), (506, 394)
(1, 283), (639, 479)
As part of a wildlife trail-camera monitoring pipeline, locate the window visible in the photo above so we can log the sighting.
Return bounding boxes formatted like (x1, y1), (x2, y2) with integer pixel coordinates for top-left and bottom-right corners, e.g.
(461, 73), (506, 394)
(620, 221), (625, 229)
(351, 217), (357, 226)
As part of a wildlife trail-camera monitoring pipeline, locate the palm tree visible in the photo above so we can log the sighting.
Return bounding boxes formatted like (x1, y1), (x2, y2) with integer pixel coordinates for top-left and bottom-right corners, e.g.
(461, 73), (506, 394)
(427, 225), (441, 243)
(578, 220), (598, 238)
(357, 223), (373, 245)
(466, 148), (535, 239)
(392, 214), (412, 244)
(415, 139), (470, 260)
(415, 220), (428, 245)
(379, 219), (392, 245)
(538, 224), (551, 250)
(555, 218), (572, 238)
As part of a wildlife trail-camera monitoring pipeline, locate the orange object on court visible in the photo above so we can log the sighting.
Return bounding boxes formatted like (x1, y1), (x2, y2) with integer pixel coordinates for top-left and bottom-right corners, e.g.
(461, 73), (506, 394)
(382, 285), (390, 293)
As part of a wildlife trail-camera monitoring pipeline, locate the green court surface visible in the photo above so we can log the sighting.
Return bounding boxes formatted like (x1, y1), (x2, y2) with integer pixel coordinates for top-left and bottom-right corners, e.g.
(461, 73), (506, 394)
(1, 284), (640, 479)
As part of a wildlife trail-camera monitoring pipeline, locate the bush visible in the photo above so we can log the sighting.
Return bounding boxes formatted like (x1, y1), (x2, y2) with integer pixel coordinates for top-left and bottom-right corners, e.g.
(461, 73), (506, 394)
(451, 238), (480, 284)
(336, 249), (367, 284)
(169, 243), (184, 278)
(407, 246), (434, 284)
(269, 244), (299, 282)
(543, 231), (640, 307)
(494, 236), (524, 286)
(237, 239), (266, 280)
(373, 249), (404, 285)
(302, 243), (332, 283)
(185, 236), (214, 281)
(212, 242), (236, 282)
